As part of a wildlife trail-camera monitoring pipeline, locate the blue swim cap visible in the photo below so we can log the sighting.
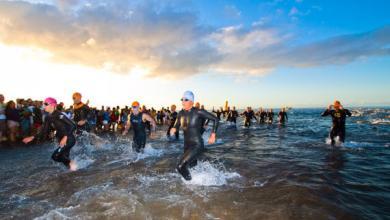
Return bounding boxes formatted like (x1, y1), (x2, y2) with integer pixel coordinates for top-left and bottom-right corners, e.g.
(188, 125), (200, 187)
(182, 91), (194, 102)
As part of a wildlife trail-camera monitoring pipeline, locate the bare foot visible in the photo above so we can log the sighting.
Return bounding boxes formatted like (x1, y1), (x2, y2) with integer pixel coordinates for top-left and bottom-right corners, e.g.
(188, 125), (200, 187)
(69, 160), (78, 171)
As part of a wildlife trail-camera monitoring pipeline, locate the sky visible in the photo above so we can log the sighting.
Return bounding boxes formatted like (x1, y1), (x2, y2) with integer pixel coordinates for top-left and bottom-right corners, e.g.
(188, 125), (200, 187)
(0, 0), (389, 109)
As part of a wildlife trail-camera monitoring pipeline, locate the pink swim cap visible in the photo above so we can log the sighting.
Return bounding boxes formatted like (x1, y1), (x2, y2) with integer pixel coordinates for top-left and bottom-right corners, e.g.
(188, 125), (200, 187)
(44, 97), (57, 106)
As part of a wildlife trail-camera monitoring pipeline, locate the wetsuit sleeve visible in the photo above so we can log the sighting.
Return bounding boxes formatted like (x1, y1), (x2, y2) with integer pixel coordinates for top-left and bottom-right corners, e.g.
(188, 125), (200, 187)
(199, 110), (219, 133)
(321, 109), (331, 117)
(173, 112), (181, 130)
(345, 109), (352, 117)
(60, 115), (76, 135)
(35, 117), (50, 142)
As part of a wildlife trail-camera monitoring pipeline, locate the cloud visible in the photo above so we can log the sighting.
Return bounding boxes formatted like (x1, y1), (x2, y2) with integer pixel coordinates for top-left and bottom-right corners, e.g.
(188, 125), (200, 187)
(0, 0), (389, 78)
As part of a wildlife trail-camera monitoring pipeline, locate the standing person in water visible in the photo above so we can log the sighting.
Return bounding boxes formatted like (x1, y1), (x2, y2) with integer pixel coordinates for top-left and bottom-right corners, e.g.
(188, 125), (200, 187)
(267, 109), (274, 124)
(278, 108), (288, 124)
(170, 91), (219, 181)
(122, 101), (156, 153)
(241, 107), (257, 127)
(167, 104), (179, 140)
(227, 106), (239, 125)
(321, 100), (352, 146)
(23, 98), (77, 170)
(72, 92), (90, 134)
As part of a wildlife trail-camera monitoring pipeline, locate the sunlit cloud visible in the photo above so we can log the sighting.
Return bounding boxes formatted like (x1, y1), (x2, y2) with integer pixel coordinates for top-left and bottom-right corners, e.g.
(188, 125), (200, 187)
(0, 0), (389, 79)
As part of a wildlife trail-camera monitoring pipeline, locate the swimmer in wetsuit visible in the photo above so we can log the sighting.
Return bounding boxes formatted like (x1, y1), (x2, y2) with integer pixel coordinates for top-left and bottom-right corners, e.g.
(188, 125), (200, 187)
(212, 107), (223, 121)
(227, 106), (239, 124)
(321, 100), (351, 146)
(278, 108), (288, 124)
(167, 104), (179, 140)
(72, 92), (90, 134)
(23, 97), (77, 170)
(170, 91), (219, 181)
(256, 108), (267, 124)
(267, 109), (274, 124)
(123, 101), (156, 153)
(241, 107), (257, 127)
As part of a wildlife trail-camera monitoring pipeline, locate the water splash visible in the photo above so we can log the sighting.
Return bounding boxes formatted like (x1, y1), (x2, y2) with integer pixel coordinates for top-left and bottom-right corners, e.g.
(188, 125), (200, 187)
(183, 161), (240, 186)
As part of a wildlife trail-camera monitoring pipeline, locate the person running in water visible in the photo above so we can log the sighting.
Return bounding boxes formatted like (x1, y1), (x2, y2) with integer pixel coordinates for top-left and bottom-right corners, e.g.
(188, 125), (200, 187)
(267, 109), (274, 124)
(227, 106), (239, 125)
(72, 92), (90, 134)
(278, 108), (288, 124)
(167, 104), (179, 140)
(321, 100), (351, 146)
(241, 107), (257, 127)
(123, 101), (156, 153)
(256, 108), (267, 124)
(23, 98), (77, 170)
(170, 91), (219, 181)
(212, 107), (223, 121)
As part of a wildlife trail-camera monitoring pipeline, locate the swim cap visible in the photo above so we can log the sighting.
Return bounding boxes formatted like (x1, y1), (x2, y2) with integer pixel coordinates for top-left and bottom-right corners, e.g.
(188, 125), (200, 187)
(334, 100), (341, 107)
(72, 92), (82, 99)
(182, 91), (194, 102)
(132, 101), (140, 107)
(44, 97), (57, 106)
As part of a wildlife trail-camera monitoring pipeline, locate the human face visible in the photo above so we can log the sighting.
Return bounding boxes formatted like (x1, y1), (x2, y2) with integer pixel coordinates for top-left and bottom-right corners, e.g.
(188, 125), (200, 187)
(72, 95), (81, 104)
(43, 102), (55, 113)
(181, 98), (193, 110)
(132, 105), (139, 114)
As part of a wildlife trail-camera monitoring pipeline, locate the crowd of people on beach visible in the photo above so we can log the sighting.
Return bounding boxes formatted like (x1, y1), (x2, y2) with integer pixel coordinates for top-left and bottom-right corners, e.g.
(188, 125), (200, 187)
(1, 91), (350, 180)
(0, 93), (289, 146)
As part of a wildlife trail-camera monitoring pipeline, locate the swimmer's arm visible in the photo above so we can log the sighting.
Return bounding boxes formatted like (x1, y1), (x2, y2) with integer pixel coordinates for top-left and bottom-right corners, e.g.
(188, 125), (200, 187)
(143, 114), (157, 131)
(345, 109), (352, 117)
(61, 115), (76, 135)
(173, 112), (181, 130)
(321, 108), (331, 117)
(199, 110), (219, 133)
(122, 116), (131, 135)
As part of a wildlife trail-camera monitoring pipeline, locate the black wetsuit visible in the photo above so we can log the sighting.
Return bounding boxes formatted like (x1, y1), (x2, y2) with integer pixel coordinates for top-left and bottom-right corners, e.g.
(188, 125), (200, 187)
(174, 107), (219, 180)
(321, 108), (352, 145)
(213, 110), (223, 121)
(227, 110), (239, 124)
(259, 111), (267, 123)
(167, 111), (179, 140)
(278, 111), (288, 123)
(73, 103), (90, 133)
(242, 110), (257, 127)
(130, 113), (147, 153)
(267, 112), (274, 124)
(35, 110), (76, 168)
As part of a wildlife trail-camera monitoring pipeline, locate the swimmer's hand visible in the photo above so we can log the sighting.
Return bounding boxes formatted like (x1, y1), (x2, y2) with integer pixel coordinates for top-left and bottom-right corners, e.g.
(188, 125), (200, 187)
(59, 136), (67, 148)
(208, 133), (216, 144)
(170, 128), (177, 136)
(122, 130), (128, 136)
(23, 136), (34, 144)
(77, 120), (86, 126)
